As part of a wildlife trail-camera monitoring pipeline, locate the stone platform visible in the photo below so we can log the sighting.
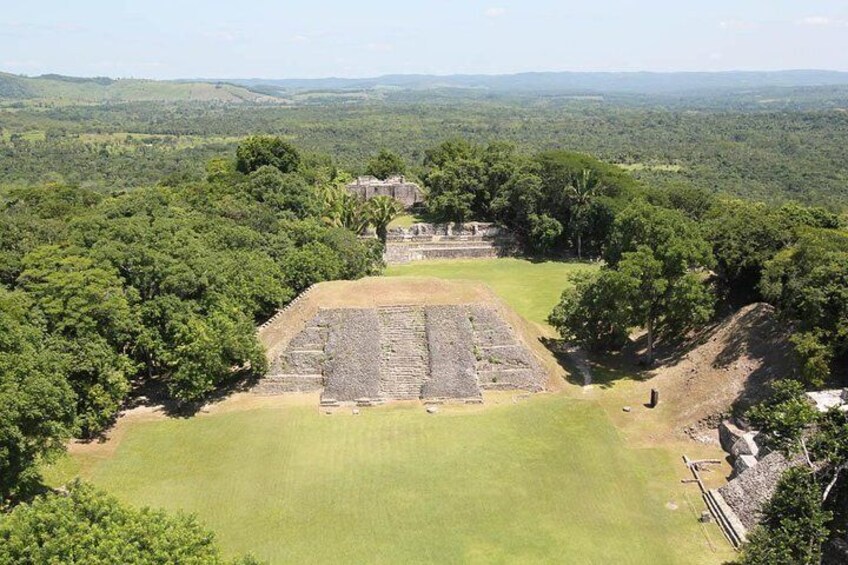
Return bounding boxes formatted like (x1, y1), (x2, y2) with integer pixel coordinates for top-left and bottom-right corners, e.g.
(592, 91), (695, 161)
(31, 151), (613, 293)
(383, 222), (513, 265)
(255, 304), (545, 404)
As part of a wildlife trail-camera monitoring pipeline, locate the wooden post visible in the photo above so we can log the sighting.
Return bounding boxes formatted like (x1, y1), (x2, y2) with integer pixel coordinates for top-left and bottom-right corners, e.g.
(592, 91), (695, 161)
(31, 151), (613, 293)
(649, 388), (659, 408)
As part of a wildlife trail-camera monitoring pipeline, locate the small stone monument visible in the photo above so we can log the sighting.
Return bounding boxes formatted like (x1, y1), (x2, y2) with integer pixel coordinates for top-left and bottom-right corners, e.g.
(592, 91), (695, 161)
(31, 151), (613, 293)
(649, 388), (660, 409)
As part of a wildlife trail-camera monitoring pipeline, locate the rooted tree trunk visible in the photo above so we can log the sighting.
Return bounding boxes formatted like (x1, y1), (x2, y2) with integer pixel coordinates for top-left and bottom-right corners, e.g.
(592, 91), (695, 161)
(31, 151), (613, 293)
(645, 317), (654, 365)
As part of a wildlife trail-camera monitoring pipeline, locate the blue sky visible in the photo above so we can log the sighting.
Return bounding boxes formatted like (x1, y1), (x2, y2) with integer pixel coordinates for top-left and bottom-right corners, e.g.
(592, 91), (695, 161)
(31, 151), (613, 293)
(3, 1), (848, 78)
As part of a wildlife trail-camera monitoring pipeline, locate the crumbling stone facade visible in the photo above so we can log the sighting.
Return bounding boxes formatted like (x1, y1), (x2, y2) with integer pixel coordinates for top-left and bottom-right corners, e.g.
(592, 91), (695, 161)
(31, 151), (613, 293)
(383, 222), (514, 264)
(346, 175), (424, 208)
(256, 304), (546, 404)
(706, 417), (805, 545)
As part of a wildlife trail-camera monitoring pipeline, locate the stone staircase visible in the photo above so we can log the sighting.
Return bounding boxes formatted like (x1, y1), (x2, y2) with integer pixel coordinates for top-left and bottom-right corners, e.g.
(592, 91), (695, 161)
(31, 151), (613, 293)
(378, 306), (429, 400)
(704, 489), (746, 549)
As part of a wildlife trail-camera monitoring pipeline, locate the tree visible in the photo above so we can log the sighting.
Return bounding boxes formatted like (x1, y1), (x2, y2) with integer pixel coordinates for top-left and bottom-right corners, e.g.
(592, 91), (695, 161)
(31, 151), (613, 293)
(761, 228), (848, 385)
(365, 149), (406, 180)
(705, 199), (791, 302)
(320, 183), (369, 234)
(811, 408), (848, 502)
(425, 160), (486, 221)
(548, 270), (632, 351)
(0, 481), (257, 563)
(235, 135), (300, 175)
(746, 379), (817, 456)
(18, 246), (135, 436)
(527, 214), (563, 255)
(166, 301), (266, 403)
(555, 202), (715, 363)
(244, 166), (319, 218)
(565, 169), (602, 259)
(427, 190), (474, 223)
(0, 288), (75, 502)
(366, 195), (404, 243)
(736, 468), (831, 565)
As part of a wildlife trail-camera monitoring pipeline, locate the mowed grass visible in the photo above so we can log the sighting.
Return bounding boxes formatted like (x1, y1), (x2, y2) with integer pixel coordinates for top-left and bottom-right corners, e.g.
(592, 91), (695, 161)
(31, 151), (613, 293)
(386, 258), (597, 327)
(54, 396), (717, 564)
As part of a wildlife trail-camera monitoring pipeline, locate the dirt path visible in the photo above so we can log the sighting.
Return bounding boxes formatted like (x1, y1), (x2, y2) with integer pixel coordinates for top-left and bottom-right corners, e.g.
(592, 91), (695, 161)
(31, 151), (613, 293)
(565, 344), (593, 389)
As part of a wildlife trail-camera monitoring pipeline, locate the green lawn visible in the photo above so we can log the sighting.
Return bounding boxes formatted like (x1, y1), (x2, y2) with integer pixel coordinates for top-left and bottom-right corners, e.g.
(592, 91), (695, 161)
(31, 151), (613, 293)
(50, 396), (721, 564)
(386, 258), (597, 327)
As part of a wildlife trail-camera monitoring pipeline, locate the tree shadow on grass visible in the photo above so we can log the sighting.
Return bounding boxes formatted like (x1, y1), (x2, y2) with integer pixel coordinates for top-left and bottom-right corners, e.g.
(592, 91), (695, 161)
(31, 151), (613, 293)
(122, 369), (262, 420)
(540, 336), (653, 389)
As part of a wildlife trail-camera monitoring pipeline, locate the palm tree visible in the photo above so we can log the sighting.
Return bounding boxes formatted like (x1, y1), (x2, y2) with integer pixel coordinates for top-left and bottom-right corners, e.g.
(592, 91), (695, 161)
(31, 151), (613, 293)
(320, 183), (369, 234)
(565, 169), (602, 259)
(338, 193), (369, 234)
(367, 195), (404, 243)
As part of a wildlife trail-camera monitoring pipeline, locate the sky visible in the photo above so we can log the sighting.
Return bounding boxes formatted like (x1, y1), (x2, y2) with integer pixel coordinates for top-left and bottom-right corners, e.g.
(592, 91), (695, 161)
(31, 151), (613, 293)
(3, 1), (848, 79)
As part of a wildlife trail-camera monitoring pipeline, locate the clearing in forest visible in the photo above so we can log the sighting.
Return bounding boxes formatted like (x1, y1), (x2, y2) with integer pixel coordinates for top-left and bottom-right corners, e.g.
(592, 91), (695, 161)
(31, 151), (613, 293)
(46, 258), (734, 564)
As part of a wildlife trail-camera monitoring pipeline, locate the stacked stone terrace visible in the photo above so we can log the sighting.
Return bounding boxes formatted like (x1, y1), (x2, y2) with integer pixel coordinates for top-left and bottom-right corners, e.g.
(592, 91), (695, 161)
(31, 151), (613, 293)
(383, 222), (513, 265)
(256, 304), (545, 404)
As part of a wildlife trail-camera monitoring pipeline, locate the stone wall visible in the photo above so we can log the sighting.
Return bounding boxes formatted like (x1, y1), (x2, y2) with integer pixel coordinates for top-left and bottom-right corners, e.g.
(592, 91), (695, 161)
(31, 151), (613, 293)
(346, 175), (424, 208)
(423, 305), (480, 400)
(322, 309), (383, 402)
(383, 222), (514, 265)
(716, 450), (801, 531)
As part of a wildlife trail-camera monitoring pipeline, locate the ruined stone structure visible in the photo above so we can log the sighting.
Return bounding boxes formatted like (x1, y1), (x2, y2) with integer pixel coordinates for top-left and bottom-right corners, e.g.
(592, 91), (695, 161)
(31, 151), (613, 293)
(256, 303), (546, 404)
(346, 175), (424, 208)
(383, 222), (513, 264)
(703, 418), (804, 546)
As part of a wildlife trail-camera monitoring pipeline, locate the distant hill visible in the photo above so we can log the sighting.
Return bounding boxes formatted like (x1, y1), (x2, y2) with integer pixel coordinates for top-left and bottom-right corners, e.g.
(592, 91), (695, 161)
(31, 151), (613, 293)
(0, 72), (279, 103)
(225, 70), (848, 94)
(5, 69), (848, 103)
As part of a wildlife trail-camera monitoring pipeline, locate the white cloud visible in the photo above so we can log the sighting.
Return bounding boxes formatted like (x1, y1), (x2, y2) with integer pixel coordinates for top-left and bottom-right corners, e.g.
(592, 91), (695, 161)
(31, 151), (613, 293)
(485, 7), (506, 18)
(797, 16), (848, 27)
(291, 34), (309, 43)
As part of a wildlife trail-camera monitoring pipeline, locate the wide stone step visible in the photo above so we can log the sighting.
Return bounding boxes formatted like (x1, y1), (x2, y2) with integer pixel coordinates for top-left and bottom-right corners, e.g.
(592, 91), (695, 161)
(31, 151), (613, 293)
(255, 374), (324, 394)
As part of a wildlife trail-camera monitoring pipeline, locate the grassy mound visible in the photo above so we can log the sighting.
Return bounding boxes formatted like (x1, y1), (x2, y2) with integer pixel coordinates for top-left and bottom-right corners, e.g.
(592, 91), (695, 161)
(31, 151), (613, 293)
(386, 258), (595, 328)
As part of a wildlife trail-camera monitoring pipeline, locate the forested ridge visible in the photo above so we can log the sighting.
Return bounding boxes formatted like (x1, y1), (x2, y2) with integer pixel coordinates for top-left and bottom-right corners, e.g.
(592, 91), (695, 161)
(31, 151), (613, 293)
(2, 90), (848, 206)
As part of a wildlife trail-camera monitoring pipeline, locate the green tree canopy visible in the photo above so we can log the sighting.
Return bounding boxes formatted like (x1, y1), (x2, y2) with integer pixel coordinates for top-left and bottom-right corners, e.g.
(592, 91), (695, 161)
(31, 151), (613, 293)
(551, 202), (714, 362)
(366, 195), (404, 243)
(736, 468), (830, 565)
(0, 482), (257, 564)
(365, 149), (406, 180)
(0, 288), (75, 501)
(235, 135), (301, 175)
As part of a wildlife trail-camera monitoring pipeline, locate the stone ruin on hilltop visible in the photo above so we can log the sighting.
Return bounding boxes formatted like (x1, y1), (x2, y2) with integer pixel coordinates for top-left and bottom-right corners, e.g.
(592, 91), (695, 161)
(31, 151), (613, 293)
(255, 304), (546, 405)
(346, 175), (424, 208)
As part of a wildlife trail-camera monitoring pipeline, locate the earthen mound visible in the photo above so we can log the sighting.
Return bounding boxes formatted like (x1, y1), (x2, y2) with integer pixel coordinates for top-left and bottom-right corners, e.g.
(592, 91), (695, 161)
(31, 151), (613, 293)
(650, 303), (796, 438)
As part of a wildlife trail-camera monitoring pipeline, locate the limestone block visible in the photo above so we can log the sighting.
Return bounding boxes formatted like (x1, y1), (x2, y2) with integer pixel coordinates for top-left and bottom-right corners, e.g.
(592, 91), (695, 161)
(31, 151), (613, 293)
(719, 419), (746, 452)
(731, 432), (761, 459)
